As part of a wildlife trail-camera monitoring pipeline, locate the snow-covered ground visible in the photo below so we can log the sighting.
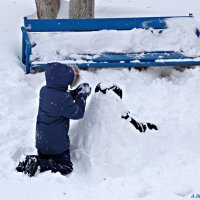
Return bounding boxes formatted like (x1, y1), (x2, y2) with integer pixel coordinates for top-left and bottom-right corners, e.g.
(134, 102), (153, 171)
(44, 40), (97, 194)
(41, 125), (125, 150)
(0, 0), (200, 200)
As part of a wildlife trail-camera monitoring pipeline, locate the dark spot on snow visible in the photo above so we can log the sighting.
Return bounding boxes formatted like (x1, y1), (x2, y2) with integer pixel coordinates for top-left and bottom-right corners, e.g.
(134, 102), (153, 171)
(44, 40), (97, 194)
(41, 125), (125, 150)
(175, 190), (193, 197)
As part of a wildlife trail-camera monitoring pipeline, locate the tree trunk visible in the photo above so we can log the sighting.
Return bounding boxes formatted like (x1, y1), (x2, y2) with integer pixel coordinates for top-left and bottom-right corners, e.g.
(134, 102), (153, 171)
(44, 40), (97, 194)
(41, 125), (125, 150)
(69, 0), (95, 19)
(35, 0), (60, 19)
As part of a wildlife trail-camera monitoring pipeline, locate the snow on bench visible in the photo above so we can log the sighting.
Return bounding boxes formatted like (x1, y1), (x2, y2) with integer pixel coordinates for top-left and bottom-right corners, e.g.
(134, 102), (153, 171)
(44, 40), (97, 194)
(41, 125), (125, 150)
(21, 14), (200, 73)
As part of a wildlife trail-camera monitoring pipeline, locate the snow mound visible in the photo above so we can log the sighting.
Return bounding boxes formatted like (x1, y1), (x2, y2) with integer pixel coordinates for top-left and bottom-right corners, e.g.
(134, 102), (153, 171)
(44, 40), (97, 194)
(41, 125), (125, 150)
(70, 91), (147, 178)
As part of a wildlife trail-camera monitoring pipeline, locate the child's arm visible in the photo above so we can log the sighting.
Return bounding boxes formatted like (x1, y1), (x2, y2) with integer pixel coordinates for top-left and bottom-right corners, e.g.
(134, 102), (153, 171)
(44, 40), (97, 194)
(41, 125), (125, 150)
(69, 89), (77, 100)
(61, 92), (88, 120)
(69, 83), (91, 100)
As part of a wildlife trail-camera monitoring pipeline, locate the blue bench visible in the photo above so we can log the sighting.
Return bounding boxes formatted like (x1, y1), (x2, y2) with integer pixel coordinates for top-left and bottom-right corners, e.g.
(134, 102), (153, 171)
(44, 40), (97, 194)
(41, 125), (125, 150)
(21, 14), (200, 73)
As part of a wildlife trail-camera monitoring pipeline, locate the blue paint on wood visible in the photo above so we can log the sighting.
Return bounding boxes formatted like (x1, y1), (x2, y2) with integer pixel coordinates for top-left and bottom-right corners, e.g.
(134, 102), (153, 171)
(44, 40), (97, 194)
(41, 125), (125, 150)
(31, 51), (200, 70)
(31, 60), (200, 70)
(23, 15), (193, 32)
(21, 14), (200, 73)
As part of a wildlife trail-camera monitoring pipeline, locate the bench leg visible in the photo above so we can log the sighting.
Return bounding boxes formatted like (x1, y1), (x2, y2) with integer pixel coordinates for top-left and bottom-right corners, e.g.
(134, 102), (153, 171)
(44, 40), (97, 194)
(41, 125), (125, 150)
(25, 44), (31, 74)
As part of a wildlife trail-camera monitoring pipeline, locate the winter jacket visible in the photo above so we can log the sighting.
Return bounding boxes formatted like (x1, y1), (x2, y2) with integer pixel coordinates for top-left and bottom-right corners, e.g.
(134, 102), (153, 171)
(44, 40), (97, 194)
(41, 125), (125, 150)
(36, 63), (87, 155)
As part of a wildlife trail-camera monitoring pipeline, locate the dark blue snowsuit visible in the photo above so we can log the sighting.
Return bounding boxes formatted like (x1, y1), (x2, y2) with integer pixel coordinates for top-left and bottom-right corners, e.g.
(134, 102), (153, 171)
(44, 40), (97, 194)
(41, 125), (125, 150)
(36, 62), (87, 174)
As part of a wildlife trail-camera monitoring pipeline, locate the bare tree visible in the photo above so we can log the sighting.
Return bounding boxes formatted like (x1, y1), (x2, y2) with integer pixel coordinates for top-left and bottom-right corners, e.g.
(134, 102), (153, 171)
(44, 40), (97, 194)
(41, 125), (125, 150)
(69, 0), (95, 19)
(35, 0), (60, 19)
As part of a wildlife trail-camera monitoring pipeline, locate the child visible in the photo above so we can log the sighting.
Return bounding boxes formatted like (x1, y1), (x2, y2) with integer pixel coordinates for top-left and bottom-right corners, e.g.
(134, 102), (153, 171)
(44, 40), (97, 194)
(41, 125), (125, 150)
(17, 62), (91, 176)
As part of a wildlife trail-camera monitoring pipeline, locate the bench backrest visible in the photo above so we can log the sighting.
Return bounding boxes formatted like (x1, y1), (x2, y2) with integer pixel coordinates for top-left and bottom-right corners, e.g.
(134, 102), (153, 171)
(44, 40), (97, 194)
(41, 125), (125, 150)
(23, 14), (193, 32)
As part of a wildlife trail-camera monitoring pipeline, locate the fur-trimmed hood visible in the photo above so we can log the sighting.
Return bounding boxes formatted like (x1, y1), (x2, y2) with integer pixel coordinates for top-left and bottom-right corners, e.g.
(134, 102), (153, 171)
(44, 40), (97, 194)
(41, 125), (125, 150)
(45, 63), (80, 91)
(70, 64), (80, 88)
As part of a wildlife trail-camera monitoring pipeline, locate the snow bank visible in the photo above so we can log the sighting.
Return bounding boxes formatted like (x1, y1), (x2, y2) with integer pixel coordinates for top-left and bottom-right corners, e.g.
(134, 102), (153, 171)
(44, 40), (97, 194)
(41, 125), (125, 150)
(70, 91), (143, 178)
(67, 67), (200, 199)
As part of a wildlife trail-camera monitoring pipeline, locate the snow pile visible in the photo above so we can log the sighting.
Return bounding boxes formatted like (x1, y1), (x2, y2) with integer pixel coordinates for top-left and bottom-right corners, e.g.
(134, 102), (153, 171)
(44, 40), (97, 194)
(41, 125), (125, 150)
(70, 91), (143, 178)
(30, 17), (200, 64)
(67, 67), (200, 199)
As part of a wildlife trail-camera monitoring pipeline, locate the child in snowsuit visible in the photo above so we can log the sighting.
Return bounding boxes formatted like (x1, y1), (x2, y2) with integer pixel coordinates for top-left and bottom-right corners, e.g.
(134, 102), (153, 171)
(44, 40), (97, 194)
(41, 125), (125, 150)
(18, 62), (91, 176)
